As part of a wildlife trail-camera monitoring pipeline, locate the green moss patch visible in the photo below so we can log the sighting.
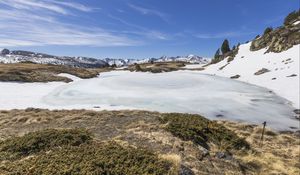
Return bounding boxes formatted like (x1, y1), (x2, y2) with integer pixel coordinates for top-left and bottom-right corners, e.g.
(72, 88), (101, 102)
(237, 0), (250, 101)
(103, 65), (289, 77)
(0, 129), (92, 160)
(0, 129), (172, 175)
(160, 113), (249, 151)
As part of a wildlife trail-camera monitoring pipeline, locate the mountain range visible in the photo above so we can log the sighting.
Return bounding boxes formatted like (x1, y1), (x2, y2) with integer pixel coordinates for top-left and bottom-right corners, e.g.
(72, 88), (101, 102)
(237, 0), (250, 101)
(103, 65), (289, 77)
(0, 49), (208, 68)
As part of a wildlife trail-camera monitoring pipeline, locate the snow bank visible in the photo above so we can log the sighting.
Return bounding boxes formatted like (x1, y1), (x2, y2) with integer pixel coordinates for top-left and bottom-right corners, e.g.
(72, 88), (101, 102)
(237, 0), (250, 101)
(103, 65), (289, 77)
(184, 64), (205, 69)
(58, 73), (81, 82)
(203, 43), (300, 108)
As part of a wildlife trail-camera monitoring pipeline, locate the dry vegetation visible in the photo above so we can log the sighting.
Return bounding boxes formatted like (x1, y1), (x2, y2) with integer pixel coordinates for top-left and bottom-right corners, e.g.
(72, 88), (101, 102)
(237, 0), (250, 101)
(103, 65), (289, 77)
(126, 62), (204, 73)
(0, 129), (172, 174)
(0, 62), (204, 83)
(0, 63), (113, 83)
(0, 109), (298, 174)
(218, 120), (300, 175)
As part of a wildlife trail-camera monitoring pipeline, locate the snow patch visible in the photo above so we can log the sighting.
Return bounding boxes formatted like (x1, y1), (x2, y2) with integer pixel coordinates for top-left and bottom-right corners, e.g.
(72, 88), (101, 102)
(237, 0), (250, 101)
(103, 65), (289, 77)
(293, 21), (300, 25)
(203, 43), (300, 108)
(58, 73), (81, 82)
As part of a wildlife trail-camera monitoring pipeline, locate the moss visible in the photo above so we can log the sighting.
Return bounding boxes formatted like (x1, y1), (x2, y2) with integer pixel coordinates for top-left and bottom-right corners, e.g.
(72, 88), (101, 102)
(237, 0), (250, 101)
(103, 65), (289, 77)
(160, 113), (249, 151)
(0, 129), (92, 159)
(0, 129), (173, 175)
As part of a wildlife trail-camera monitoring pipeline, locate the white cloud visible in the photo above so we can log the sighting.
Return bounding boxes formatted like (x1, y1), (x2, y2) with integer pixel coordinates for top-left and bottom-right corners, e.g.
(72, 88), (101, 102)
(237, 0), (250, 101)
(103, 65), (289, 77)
(195, 31), (254, 39)
(128, 3), (169, 23)
(0, 0), (69, 14)
(0, 0), (139, 47)
(50, 0), (95, 12)
(0, 0), (95, 14)
(107, 14), (170, 40)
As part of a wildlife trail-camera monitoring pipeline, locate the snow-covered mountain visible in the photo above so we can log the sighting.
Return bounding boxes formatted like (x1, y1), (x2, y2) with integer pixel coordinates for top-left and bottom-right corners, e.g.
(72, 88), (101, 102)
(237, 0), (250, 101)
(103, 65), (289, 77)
(0, 50), (109, 68)
(0, 49), (208, 67)
(104, 55), (208, 67)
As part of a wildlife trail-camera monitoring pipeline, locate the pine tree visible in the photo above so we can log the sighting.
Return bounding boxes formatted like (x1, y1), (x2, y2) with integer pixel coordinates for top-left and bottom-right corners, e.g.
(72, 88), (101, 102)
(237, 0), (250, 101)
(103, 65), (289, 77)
(221, 39), (230, 54)
(284, 10), (299, 25)
(263, 27), (273, 35)
(214, 49), (220, 59)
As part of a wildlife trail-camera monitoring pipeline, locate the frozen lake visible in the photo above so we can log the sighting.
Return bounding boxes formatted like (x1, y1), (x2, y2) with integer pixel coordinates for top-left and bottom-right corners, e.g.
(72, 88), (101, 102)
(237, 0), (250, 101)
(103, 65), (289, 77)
(0, 71), (298, 130)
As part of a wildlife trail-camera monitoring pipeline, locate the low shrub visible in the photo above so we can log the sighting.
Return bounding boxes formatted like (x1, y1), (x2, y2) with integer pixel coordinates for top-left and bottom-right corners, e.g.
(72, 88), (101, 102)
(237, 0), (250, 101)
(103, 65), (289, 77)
(160, 113), (249, 151)
(0, 129), (173, 175)
(0, 129), (92, 159)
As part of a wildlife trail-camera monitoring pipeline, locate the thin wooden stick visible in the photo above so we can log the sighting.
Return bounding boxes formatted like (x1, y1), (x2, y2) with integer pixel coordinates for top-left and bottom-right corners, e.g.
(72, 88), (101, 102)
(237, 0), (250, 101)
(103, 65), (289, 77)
(260, 121), (267, 147)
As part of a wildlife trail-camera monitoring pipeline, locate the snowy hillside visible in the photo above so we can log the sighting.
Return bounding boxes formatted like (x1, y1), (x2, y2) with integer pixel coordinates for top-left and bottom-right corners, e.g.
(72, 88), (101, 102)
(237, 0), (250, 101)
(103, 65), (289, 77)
(203, 42), (299, 108)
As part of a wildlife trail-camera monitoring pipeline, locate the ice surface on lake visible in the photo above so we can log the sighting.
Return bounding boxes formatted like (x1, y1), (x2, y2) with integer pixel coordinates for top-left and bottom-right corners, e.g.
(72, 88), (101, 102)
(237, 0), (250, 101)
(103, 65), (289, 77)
(0, 70), (297, 130)
(40, 71), (298, 130)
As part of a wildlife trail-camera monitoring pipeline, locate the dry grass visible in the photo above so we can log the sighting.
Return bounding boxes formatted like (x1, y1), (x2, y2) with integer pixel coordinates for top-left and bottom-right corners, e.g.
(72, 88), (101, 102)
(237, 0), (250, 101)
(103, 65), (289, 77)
(0, 109), (298, 174)
(126, 62), (187, 73)
(0, 63), (112, 82)
(218, 120), (300, 175)
(159, 153), (181, 174)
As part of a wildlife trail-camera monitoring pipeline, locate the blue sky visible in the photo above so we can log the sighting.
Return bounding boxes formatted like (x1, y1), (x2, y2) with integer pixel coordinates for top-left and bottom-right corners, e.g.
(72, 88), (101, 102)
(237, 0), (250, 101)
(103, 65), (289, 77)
(0, 0), (298, 59)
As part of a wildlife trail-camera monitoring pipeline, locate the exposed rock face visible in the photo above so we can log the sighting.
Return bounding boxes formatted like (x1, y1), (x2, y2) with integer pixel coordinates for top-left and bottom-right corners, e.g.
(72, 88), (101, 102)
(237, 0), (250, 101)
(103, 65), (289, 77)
(250, 18), (300, 53)
(230, 75), (240, 79)
(254, 68), (270, 75)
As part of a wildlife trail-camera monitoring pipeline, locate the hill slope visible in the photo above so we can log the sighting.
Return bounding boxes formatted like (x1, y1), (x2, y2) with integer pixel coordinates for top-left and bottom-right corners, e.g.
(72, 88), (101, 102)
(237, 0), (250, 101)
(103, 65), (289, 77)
(204, 13), (300, 108)
(203, 43), (299, 108)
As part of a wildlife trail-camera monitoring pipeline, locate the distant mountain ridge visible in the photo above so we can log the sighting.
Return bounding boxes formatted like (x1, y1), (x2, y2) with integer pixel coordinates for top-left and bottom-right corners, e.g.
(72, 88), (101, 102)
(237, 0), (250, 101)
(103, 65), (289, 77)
(0, 49), (208, 68)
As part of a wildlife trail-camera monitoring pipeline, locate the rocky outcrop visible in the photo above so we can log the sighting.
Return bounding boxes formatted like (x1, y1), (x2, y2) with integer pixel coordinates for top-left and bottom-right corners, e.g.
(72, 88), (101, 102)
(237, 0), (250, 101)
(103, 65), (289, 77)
(230, 75), (240, 79)
(211, 45), (239, 64)
(251, 13), (300, 53)
(254, 68), (270, 75)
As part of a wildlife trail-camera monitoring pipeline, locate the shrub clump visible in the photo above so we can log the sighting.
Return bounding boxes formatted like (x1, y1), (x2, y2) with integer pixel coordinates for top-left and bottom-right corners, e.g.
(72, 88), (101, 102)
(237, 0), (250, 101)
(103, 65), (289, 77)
(0, 129), (92, 159)
(0, 129), (173, 175)
(160, 113), (249, 151)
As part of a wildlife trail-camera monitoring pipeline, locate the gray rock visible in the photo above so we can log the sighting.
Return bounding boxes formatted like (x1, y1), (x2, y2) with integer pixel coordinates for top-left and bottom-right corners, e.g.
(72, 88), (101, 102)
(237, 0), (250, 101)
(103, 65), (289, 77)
(230, 74), (240, 79)
(179, 165), (194, 175)
(254, 68), (270, 75)
(215, 152), (233, 160)
(294, 109), (300, 115)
